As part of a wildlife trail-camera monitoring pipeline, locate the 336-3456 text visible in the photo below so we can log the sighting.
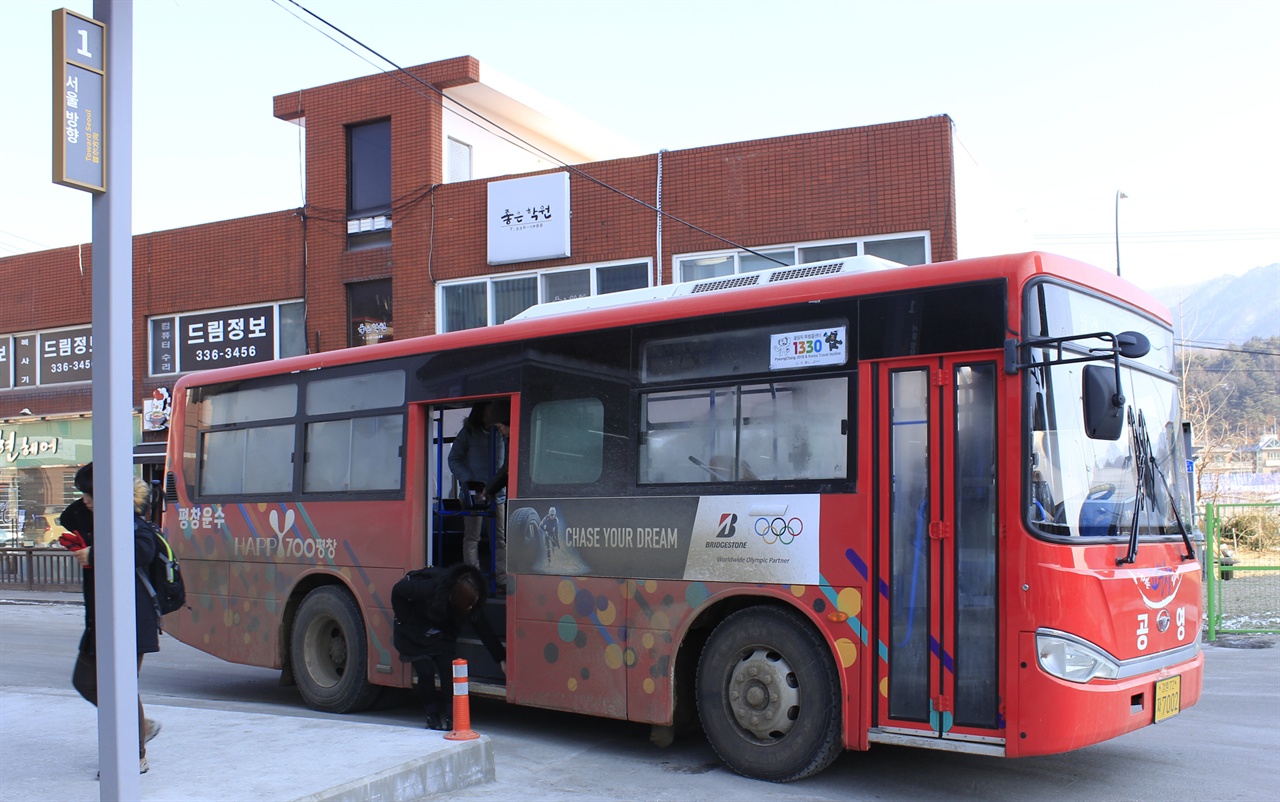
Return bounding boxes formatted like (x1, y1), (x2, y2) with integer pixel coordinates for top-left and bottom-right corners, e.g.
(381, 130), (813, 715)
(193, 346), (257, 362)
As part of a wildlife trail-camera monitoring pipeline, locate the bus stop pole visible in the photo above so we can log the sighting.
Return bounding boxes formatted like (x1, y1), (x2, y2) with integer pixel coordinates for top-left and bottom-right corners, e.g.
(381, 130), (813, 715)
(90, 1), (138, 797)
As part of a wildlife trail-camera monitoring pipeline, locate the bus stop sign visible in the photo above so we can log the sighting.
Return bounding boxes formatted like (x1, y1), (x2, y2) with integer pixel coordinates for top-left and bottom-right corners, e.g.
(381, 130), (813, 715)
(52, 8), (106, 193)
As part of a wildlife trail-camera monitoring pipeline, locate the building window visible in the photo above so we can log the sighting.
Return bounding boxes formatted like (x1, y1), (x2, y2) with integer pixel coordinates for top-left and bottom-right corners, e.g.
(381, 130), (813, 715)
(278, 301), (307, 358)
(442, 282), (488, 332)
(863, 236), (928, 266)
(348, 279), (393, 347)
(494, 276), (537, 325)
(438, 260), (651, 332)
(598, 262), (649, 294)
(543, 269), (590, 304)
(347, 119), (392, 249)
(676, 234), (929, 283)
(447, 137), (472, 183)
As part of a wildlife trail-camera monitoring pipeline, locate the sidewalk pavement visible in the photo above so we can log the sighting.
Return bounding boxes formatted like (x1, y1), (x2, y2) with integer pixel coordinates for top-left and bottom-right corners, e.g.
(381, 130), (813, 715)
(0, 590), (495, 802)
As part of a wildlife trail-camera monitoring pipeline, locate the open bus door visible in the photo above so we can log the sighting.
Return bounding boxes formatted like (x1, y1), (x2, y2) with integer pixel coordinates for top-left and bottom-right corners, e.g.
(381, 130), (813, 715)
(422, 398), (511, 688)
(874, 356), (1004, 748)
(425, 403), (470, 568)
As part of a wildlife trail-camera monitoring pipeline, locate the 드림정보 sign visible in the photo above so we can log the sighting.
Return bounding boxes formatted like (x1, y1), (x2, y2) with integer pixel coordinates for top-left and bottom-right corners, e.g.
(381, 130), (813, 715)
(52, 9), (106, 193)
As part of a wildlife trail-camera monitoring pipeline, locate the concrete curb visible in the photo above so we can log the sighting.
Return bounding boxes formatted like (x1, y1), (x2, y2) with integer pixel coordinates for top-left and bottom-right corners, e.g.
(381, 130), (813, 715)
(291, 740), (496, 802)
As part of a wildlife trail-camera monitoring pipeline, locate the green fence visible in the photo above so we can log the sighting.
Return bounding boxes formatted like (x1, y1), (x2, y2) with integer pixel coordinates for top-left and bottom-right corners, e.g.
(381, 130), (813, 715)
(1204, 502), (1280, 641)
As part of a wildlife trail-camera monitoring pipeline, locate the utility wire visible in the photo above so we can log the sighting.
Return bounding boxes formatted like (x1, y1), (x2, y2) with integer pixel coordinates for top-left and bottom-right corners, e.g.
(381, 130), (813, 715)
(1035, 228), (1279, 245)
(1177, 341), (1280, 358)
(273, 0), (787, 266)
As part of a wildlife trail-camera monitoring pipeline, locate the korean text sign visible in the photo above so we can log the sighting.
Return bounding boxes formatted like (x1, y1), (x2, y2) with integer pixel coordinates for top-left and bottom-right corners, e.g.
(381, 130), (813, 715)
(52, 9), (106, 193)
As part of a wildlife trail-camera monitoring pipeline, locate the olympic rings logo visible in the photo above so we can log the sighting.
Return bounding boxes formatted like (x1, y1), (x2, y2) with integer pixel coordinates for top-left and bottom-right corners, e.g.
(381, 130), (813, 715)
(754, 516), (803, 545)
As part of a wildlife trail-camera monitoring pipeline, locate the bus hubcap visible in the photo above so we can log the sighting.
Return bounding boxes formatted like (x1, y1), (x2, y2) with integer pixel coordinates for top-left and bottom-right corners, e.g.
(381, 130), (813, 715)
(306, 616), (347, 687)
(727, 648), (799, 740)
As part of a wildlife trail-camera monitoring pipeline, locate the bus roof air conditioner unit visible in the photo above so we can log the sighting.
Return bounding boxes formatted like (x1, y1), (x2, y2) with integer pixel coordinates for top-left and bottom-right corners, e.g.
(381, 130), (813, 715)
(509, 254), (903, 321)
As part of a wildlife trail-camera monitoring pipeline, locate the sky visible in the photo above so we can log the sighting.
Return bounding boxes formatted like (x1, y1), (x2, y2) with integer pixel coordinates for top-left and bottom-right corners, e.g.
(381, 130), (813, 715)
(1, 0), (1277, 295)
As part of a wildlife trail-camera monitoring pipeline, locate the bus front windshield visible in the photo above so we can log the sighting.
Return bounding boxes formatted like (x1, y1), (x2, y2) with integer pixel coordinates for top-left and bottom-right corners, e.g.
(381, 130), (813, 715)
(1024, 283), (1190, 541)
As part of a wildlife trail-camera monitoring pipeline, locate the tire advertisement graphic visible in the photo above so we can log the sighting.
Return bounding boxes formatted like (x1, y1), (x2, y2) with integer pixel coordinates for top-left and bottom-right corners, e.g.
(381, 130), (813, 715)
(508, 495), (820, 584)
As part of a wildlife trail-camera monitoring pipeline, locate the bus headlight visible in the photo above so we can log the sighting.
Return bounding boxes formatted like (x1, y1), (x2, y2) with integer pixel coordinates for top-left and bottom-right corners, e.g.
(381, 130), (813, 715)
(1035, 631), (1121, 683)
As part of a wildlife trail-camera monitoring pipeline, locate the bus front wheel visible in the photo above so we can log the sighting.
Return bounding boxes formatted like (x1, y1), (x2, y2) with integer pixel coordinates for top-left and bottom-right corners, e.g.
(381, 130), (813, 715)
(291, 586), (379, 713)
(696, 606), (842, 782)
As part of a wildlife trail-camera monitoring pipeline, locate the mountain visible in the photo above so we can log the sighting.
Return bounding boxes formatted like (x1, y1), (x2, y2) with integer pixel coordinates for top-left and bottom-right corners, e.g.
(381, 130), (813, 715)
(1150, 263), (1280, 344)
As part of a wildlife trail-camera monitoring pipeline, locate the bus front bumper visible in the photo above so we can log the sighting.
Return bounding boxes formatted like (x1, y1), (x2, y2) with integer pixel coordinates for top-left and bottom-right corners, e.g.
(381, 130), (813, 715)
(1009, 630), (1204, 757)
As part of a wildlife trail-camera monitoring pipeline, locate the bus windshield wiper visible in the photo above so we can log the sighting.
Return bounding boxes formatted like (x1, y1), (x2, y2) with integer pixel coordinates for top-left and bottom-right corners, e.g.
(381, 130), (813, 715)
(1117, 409), (1195, 565)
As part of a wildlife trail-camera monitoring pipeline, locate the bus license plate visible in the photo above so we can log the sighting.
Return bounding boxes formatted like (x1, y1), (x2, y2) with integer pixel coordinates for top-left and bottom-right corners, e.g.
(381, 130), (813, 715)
(1154, 676), (1181, 723)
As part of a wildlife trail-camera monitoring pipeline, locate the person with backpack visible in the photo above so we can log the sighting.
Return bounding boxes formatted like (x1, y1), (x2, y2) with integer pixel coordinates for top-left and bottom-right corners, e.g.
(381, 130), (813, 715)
(60, 464), (163, 774)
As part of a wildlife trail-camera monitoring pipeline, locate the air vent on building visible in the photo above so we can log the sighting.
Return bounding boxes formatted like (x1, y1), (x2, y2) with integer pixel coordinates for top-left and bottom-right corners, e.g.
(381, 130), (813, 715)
(346, 215), (392, 235)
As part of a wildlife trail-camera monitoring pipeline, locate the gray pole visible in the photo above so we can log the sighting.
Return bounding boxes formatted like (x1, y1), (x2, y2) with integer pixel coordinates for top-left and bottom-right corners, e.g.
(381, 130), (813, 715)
(1114, 190), (1126, 277)
(90, 1), (136, 797)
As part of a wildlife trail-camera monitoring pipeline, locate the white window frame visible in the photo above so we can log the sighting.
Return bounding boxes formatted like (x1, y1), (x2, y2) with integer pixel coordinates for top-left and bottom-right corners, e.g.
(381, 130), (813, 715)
(436, 258), (652, 333)
(674, 232), (932, 284)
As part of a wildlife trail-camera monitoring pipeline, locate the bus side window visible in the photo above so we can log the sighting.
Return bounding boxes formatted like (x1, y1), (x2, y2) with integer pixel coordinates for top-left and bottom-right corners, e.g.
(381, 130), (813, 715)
(740, 377), (848, 482)
(640, 387), (737, 484)
(639, 377), (848, 485)
(529, 398), (604, 485)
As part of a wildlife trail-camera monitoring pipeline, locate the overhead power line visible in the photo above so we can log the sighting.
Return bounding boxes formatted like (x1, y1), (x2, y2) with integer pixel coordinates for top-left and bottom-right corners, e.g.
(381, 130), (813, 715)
(1035, 228), (1280, 245)
(1178, 341), (1280, 358)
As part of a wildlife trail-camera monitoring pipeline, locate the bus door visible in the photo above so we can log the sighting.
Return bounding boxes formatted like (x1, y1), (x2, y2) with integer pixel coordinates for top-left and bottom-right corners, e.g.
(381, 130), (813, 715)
(422, 399), (510, 684)
(422, 403), (466, 567)
(875, 356), (1002, 745)
(423, 400), (511, 579)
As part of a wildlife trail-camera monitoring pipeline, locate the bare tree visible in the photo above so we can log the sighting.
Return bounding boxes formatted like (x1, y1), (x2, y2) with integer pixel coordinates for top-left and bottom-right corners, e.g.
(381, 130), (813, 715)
(1175, 298), (1247, 507)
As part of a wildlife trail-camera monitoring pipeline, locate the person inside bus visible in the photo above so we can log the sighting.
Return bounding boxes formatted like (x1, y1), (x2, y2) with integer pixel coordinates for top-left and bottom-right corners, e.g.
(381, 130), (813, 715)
(448, 403), (496, 557)
(479, 398), (510, 591)
(391, 563), (506, 731)
(59, 464), (163, 774)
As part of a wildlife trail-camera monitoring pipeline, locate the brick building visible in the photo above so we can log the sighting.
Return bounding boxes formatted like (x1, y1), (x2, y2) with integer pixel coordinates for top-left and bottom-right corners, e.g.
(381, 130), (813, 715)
(0, 55), (959, 542)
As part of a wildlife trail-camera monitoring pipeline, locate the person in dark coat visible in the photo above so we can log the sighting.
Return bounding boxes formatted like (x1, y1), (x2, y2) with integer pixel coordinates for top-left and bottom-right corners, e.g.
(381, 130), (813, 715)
(447, 402), (502, 576)
(391, 563), (506, 730)
(61, 464), (162, 773)
(479, 398), (510, 590)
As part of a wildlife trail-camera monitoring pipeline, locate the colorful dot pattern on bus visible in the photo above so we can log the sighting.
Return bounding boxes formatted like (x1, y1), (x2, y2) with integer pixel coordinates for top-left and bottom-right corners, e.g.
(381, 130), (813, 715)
(512, 572), (871, 722)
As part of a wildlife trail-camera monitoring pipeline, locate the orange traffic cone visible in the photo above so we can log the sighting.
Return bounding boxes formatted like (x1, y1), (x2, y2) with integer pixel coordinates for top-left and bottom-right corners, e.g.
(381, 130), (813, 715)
(445, 658), (480, 741)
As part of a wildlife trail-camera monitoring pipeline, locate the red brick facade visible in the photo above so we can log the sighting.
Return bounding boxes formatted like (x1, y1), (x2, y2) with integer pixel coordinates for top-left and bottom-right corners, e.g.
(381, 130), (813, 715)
(0, 56), (956, 424)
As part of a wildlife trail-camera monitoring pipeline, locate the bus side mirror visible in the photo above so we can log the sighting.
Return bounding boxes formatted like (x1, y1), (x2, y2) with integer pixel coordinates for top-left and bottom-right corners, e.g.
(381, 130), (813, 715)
(1116, 331), (1150, 359)
(1083, 364), (1124, 440)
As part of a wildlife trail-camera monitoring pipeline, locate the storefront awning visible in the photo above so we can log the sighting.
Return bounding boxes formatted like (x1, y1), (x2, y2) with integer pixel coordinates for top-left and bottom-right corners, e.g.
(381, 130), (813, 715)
(133, 441), (167, 465)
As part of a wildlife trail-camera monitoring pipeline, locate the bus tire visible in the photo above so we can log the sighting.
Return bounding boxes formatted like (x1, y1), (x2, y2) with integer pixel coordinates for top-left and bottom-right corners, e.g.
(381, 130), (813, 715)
(696, 606), (842, 782)
(291, 586), (379, 713)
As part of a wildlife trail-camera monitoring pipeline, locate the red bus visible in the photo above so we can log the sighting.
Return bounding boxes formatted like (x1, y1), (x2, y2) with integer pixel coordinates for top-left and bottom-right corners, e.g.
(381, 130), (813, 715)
(160, 251), (1202, 781)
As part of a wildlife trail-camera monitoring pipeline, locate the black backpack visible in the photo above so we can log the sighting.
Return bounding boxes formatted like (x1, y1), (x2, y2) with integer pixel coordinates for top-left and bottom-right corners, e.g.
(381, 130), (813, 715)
(137, 521), (186, 618)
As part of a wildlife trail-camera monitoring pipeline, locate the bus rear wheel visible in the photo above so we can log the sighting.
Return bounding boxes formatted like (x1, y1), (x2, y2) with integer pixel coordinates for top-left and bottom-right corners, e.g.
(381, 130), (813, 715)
(291, 586), (379, 713)
(696, 606), (842, 782)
